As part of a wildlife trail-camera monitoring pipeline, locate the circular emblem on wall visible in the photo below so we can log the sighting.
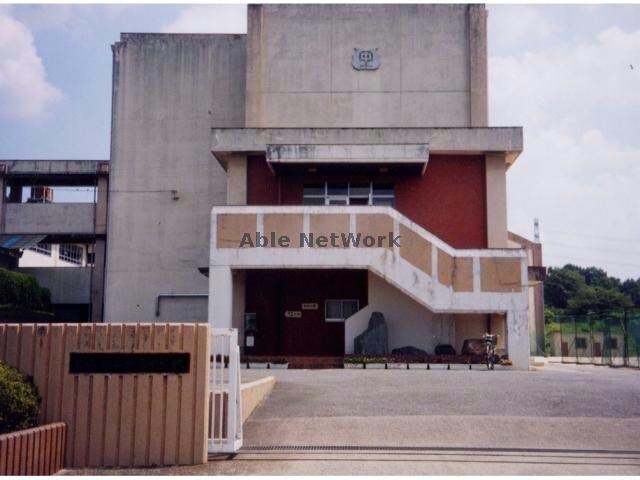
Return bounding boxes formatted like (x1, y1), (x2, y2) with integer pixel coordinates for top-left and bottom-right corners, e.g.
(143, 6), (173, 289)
(352, 48), (380, 70)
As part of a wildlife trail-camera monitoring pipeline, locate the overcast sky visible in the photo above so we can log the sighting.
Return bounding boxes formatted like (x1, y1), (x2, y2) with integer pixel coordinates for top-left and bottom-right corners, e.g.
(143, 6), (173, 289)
(0, 4), (638, 280)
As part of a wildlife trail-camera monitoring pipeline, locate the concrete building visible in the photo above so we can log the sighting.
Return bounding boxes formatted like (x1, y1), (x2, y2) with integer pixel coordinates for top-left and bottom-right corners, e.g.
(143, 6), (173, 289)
(2, 4), (544, 368)
(20, 243), (92, 268)
(0, 160), (108, 322)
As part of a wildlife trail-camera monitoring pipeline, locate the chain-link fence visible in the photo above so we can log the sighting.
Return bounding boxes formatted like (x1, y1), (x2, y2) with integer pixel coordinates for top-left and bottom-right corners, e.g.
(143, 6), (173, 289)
(547, 309), (640, 369)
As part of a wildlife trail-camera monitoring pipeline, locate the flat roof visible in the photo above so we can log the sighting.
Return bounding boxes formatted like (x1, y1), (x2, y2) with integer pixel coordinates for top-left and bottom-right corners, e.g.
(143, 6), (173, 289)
(0, 160), (109, 186)
(0, 160), (109, 176)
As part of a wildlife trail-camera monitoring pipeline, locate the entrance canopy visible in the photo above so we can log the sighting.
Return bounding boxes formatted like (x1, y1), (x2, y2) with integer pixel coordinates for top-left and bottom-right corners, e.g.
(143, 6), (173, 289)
(210, 127), (524, 170)
(266, 144), (428, 175)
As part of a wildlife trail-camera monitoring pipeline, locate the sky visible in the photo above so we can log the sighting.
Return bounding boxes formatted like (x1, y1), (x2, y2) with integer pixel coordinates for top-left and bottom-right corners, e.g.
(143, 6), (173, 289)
(0, 3), (638, 280)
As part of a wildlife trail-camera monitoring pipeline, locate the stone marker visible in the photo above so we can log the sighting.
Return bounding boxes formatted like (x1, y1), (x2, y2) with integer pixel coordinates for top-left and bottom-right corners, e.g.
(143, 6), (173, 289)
(354, 312), (388, 355)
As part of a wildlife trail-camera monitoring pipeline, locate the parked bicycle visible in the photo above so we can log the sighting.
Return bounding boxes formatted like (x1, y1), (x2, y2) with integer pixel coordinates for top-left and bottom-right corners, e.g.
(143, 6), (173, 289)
(483, 333), (499, 370)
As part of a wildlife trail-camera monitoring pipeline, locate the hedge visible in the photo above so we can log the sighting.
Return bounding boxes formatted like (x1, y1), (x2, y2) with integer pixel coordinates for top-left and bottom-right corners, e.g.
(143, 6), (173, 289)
(0, 268), (51, 312)
(0, 361), (41, 434)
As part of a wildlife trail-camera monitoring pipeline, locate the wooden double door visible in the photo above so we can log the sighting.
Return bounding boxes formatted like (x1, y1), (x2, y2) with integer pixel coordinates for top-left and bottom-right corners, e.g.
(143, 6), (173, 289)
(244, 269), (367, 356)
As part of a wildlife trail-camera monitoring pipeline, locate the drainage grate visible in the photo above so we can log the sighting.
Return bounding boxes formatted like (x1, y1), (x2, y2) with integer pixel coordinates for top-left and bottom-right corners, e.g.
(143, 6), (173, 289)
(240, 445), (640, 456)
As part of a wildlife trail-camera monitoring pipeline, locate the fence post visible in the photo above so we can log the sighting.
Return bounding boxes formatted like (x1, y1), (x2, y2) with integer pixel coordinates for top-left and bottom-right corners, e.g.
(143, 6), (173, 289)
(623, 309), (629, 368)
(209, 328), (243, 454)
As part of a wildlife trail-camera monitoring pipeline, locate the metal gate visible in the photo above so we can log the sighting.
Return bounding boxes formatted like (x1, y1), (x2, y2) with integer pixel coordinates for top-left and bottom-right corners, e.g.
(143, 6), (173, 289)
(209, 328), (243, 453)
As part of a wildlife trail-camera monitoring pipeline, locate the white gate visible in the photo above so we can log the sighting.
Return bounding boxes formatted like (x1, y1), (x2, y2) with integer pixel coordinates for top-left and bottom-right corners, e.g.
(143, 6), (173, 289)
(209, 328), (243, 453)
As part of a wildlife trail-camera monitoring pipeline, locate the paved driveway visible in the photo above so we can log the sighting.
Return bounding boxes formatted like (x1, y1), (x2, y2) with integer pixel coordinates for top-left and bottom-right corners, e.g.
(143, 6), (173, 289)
(233, 364), (640, 474)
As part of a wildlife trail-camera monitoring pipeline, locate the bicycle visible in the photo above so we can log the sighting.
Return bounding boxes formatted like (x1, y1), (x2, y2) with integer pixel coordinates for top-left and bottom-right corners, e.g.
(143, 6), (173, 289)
(483, 333), (499, 370)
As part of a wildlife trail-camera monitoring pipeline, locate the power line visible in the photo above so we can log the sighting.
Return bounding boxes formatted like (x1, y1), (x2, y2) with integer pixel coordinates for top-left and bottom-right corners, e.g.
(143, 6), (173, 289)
(544, 241), (640, 257)
(543, 228), (640, 244)
(544, 254), (640, 270)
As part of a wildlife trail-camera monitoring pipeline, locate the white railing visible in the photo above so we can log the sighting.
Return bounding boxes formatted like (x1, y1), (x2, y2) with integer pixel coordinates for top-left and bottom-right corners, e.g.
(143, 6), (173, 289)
(210, 205), (529, 314)
(208, 328), (243, 453)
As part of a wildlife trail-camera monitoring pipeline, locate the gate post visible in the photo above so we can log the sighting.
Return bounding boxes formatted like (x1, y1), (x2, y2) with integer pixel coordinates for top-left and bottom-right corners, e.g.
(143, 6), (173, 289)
(209, 266), (233, 328)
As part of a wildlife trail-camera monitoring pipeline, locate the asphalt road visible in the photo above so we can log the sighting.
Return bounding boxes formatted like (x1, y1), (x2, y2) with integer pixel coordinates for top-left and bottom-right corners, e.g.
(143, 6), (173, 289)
(68, 363), (640, 475)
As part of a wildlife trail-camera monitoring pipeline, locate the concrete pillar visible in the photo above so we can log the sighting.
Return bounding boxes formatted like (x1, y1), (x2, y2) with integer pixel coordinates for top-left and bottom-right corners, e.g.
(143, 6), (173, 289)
(0, 173), (5, 232)
(90, 238), (106, 322)
(208, 266), (233, 328)
(506, 309), (530, 370)
(469, 4), (488, 127)
(485, 154), (508, 248)
(489, 313), (506, 350)
(232, 270), (246, 340)
(91, 169), (109, 322)
(226, 155), (248, 205)
(95, 175), (108, 235)
(245, 5), (264, 127)
(7, 181), (22, 203)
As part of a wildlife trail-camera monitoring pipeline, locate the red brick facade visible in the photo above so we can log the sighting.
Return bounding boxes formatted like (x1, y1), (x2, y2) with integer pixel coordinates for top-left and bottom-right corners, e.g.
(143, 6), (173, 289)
(247, 154), (487, 248)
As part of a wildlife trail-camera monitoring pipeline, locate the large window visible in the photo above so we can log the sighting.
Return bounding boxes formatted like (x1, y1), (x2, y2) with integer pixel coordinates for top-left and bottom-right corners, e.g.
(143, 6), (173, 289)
(28, 242), (52, 256)
(325, 299), (360, 322)
(59, 244), (83, 265)
(303, 182), (394, 206)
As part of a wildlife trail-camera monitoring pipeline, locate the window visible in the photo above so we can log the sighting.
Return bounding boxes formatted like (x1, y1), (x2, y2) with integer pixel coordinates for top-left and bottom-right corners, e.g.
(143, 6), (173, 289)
(302, 184), (325, 205)
(28, 243), (51, 256)
(303, 182), (394, 206)
(325, 299), (359, 322)
(327, 183), (348, 205)
(575, 338), (587, 349)
(59, 244), (83, 265)
(349, 183), (370, 205)
(604, 337), (618, 350)
(372, 183), (395, 206)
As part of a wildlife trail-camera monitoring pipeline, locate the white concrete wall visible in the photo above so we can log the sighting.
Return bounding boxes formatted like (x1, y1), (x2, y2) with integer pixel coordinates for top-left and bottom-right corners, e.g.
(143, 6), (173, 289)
(19, 245), (83, 268)
(210, 206), (530, 314)
(105, 33), (246, 323)
(345, 272), (454, 354)
(508, 236), (543, 355)
(246, 4), (475, 128)
(485, 154), (508, 248)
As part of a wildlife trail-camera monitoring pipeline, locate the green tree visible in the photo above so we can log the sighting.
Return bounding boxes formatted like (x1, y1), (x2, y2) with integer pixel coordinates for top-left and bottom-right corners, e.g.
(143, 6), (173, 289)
(0, 268), (51, 312)
(566, 286), (633, 314)
(564, 264), (620, 290)
(544, 267), (585, 309)
(0, 362), (40, 434)
(621, 279), (640, 307)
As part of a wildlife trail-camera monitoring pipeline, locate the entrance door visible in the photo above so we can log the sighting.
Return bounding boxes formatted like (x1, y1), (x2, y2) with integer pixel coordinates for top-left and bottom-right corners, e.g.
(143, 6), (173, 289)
(278, 272), (355, 356)
(245, 269), (367, 357)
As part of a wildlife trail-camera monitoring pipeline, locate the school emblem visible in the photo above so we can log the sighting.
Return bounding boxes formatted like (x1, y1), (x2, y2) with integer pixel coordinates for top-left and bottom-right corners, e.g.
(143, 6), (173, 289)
(352, 48), (380, 70)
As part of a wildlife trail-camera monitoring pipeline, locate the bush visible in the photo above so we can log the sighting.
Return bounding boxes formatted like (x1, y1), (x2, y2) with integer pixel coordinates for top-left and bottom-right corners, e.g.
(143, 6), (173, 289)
(344, 355), (387, 364)
(0, 361), (41, 434)
(0, 268), (51, 312)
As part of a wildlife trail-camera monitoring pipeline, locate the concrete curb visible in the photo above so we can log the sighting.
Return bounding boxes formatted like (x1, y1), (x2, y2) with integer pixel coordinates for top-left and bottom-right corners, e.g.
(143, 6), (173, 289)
(241, 376), (276, 422)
